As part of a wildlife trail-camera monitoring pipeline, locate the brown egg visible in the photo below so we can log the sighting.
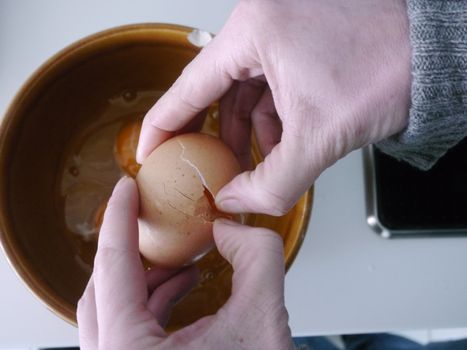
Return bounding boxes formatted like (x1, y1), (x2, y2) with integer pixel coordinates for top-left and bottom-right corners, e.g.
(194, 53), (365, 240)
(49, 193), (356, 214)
(136, 133), (240, 268)
(114, 119), (142, 177)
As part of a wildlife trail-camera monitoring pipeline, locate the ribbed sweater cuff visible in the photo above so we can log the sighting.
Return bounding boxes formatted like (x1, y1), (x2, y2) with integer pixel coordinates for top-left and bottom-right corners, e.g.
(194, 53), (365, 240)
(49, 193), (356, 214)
(377, 0), (467, 170)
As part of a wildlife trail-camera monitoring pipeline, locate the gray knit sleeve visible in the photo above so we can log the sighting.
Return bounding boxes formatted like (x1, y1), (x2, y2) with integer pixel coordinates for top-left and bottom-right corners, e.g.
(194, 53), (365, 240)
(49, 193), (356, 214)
(377, 0), (467, 170)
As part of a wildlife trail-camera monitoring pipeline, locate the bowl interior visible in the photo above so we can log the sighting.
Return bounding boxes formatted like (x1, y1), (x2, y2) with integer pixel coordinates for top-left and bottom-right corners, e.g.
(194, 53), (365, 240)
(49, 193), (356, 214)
(0, 24), (312, 330)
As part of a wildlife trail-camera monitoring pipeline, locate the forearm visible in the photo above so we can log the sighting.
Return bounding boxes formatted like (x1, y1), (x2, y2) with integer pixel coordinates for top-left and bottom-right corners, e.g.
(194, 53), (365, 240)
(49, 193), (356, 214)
(378, 0), (467, 170)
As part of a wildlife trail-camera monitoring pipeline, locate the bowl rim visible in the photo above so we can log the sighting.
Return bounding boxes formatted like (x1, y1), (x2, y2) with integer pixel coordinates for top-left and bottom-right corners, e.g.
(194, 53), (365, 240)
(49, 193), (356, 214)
(0, 22), (202, 326)
(0, 22), (314, 327)
(285, 187), (314, 271)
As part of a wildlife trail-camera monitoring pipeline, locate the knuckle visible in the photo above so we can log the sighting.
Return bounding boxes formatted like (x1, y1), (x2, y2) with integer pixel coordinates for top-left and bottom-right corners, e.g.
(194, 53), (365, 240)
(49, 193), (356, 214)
(272, 202), (292, 216)
(249, 226), (284, 248)
(257, 186), (294, 216)
(241, 169), (296, 216)
(242, 228), (284, 267)
(176, 74), (205, 114)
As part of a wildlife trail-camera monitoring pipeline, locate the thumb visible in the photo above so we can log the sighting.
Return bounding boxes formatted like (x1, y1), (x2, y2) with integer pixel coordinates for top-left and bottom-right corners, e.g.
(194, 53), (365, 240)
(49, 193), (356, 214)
(216, 135), (317, 216)
(213, 219), (293, 348)
(213, 219), (285, 306)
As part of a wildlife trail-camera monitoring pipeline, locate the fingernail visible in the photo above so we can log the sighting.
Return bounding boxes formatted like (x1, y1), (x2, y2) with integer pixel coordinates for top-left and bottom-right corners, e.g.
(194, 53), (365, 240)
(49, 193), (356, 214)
(113, 176), (130, 191)
(135, 125), (151, 164)
(135, 144), (145, 165)
(216, 199), (246, 213)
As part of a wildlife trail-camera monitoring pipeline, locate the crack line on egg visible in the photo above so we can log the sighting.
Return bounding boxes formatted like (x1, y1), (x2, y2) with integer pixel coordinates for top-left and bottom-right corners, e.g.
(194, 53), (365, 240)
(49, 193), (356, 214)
(167, 141), (231, 223)
(163, 181), (197, 201)
(167, 202), (192, 217)
(177, 139), (211, 192)
(163, 180), (195, 217)
(163, 181), (215, 222)
(174, 188), (195, 201)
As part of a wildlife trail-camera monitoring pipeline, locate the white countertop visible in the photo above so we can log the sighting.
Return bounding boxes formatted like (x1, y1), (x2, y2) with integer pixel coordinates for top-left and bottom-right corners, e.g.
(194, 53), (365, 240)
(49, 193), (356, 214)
(1, 0), (467, 348)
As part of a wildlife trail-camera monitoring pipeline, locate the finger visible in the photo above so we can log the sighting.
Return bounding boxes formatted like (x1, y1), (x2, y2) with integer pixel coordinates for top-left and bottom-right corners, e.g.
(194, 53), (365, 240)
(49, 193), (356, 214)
(77, 276), (98, 350)
(216, 130), (316, 216)
(93, 177), (148, 331)
(146, 267), (182, 291)
(147, 265), (199, 327)
(137, 120), (173, 164)
(251, 87), (282, 157)
(96, 177), (139, 253)
(136, 28), (261, 163)
(220, 79), (266, 170)
(137, 109), (208, 166)
(136, 41), (233, 163)
(213, 219), (294, 350)
(176, 109), (208, 136)
(213, 219), (285, 312)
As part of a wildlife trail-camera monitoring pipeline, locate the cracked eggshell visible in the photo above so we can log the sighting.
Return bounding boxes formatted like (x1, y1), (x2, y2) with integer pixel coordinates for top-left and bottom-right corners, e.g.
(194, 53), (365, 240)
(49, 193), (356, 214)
(136, 133), (241, 268)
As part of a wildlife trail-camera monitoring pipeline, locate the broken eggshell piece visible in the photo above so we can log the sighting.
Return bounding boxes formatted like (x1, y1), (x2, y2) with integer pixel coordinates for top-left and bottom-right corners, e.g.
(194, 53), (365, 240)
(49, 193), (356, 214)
(136, 133), (241, 268)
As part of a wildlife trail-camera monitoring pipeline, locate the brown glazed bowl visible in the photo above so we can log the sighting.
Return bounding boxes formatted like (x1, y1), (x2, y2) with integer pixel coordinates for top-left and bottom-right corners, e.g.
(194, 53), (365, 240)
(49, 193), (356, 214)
(0, 24), (313, 331)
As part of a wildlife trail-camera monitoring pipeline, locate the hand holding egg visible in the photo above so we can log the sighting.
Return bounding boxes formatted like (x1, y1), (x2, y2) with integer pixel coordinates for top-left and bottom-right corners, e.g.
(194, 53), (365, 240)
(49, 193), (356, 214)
(78, 177), (293, 350)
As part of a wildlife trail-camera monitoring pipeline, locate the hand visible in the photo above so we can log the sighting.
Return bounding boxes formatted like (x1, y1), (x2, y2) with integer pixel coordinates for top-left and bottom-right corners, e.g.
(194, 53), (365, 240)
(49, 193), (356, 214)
(136, 0), (411, 216)
(77, 177), (294, 350)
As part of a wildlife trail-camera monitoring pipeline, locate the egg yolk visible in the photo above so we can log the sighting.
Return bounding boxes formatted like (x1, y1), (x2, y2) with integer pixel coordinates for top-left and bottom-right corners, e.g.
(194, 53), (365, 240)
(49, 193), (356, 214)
(114, 119), (142, 177)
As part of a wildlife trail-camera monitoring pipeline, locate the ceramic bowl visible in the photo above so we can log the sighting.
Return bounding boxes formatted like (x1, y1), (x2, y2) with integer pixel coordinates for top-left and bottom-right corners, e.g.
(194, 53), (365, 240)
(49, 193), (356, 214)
(0, 24), (313, 330)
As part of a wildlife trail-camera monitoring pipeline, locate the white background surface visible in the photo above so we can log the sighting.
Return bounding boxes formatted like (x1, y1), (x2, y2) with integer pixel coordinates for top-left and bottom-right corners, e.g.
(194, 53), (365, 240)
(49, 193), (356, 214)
(1, 0), (467, 348)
